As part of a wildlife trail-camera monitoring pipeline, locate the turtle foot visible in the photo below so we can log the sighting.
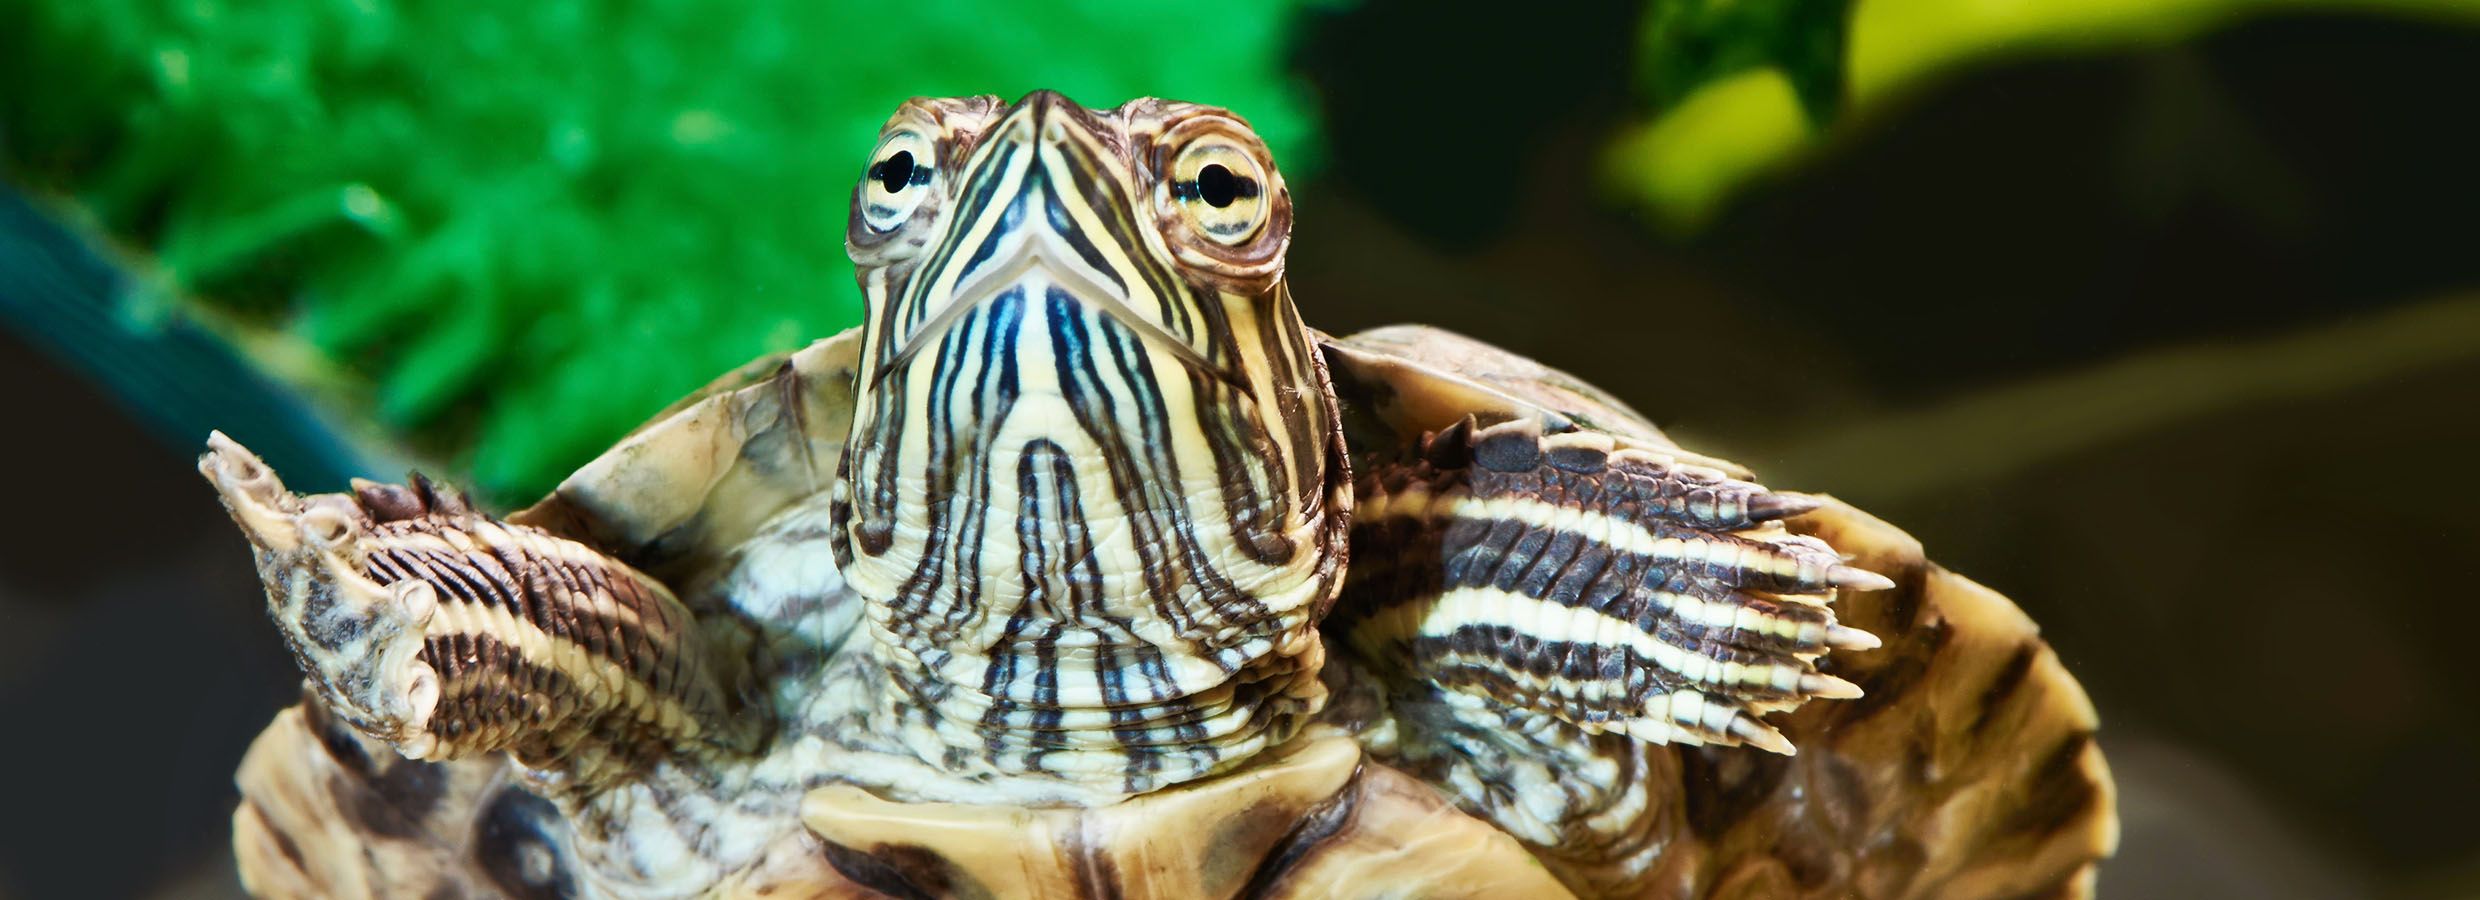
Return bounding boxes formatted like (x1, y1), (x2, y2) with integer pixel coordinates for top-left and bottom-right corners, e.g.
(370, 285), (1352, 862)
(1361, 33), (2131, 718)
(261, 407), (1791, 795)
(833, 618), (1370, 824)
(200, 433), (444, 754)
(1343, 416), (1889, 756)
(203, 433), (762, 782)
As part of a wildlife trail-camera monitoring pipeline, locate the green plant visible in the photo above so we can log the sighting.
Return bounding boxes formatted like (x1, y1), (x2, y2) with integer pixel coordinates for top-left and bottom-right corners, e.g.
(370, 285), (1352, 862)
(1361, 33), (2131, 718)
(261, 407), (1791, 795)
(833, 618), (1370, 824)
(1, 0), (1334, 501)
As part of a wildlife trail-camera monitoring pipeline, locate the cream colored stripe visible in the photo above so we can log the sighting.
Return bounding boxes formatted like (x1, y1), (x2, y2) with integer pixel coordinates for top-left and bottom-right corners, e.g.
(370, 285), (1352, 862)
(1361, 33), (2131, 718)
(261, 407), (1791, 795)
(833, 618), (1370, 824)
(1360, 484), (1827, 641)
(1360, 484), (1816, 582)
(1423, 643), (1739, 740)
(423, 597), (702, 740)
(1412, 586), (1804, 696)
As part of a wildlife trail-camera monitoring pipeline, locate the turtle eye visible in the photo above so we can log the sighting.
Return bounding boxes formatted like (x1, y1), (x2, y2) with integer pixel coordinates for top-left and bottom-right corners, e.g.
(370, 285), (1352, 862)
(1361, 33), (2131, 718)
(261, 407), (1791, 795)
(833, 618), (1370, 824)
(860, 130), (935, 233)
(1168, 137), (1269, 245)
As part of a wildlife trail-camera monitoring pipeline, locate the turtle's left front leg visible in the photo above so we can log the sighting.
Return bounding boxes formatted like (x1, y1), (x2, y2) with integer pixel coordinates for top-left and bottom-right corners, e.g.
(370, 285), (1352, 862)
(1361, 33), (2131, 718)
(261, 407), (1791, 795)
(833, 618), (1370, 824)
(200, 433), (761, 791)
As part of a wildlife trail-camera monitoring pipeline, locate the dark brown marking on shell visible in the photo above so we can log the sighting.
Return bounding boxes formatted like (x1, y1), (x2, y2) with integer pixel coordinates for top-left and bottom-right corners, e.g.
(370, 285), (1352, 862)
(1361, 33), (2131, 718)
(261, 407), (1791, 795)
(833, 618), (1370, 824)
(305, 691), (374, 776)
(306, 693), (456, 842)
(1999, 732), (2104, 840)
(1869, 564), (1930, 636)
(1236, 761), (1366, 898)
(817, 841), (975, 900)
(1198, 785), (1328, 892)
(1971, 643), (2041, 737)
(1677, 745), (1793, 842)
(472, 788), (578, 900)
(1068, 827), (1127, 900)
(1827, 619), (1952, 726)
(244, 801), (310, 873)
(1769, 810), (1843, 890)
(335, 754), (449, 841)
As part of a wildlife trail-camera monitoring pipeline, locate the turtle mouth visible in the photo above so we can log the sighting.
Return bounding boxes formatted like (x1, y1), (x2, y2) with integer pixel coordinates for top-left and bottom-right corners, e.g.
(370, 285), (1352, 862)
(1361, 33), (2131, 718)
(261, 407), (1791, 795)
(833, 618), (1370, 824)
(879, 273), (1240, 394)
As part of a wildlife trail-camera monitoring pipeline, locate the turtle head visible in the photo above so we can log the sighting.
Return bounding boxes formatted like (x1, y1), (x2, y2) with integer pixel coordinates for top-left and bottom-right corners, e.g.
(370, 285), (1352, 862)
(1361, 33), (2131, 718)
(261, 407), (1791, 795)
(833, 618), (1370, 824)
(845, 90), (1294, 337)
(830, 92), (1345, 799)
(842, 91), (1300, 406)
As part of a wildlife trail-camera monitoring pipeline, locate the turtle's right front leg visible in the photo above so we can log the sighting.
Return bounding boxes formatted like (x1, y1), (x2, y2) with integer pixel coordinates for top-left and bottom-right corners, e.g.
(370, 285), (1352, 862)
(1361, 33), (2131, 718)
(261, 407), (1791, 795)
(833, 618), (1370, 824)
(200, 433), (761, 791)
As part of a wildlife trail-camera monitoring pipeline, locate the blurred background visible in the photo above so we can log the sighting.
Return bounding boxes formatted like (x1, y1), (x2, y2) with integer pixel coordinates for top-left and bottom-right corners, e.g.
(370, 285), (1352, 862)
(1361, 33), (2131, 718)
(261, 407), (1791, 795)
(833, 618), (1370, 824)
(3, 0), (2477, 896)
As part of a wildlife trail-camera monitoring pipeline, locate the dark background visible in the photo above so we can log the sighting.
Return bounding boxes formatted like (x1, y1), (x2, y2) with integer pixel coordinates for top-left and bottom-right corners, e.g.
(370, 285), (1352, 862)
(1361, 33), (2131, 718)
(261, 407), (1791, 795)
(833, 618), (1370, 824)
(4, 5), (2477, 897)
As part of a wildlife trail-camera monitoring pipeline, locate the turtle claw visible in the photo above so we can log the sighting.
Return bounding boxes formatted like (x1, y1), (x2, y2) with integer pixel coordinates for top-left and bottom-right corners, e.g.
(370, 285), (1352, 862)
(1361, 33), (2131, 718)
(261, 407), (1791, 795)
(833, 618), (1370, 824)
(202, 434), (376, 574)
(1825, 625), (1883, 651)
(200, 430), (286, 504)
(1745, 491), (1824, 523)
(1728, 716), (1797, 756)
(1827, 565), (1897, 593)
(1799, 672), (1866, 700)
(201, 431), (309, 552)
(392, 578), (441, 630)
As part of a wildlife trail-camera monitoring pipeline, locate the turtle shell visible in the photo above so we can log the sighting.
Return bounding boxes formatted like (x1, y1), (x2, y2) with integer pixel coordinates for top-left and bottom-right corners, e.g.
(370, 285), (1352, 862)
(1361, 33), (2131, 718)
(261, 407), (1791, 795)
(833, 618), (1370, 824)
(230, 324), (2113, 898)
(508, 333), (862, 591)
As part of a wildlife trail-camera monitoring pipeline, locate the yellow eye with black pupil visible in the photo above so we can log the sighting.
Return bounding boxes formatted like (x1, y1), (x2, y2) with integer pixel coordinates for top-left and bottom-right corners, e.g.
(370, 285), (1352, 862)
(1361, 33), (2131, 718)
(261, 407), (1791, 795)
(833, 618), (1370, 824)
(1170, 139), (1269, 244)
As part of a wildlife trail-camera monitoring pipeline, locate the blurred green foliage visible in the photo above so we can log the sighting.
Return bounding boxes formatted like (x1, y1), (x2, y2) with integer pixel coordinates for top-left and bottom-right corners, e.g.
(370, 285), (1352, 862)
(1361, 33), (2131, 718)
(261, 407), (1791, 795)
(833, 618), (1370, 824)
(1636, 0), (1850, 122)
(0, 0), (1334, 502)
(1611, 0), (2480, 230)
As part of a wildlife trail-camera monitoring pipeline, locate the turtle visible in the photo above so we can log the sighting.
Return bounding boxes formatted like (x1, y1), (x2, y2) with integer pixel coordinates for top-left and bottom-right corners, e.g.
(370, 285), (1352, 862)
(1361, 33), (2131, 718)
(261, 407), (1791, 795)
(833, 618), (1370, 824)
(199, 91), (2116, 899)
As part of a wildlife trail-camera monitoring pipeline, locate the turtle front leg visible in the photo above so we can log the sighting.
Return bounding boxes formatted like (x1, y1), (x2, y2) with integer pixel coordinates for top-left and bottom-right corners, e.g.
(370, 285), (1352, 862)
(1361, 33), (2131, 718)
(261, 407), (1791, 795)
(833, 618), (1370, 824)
(200, 433), (761, 791)
(1335, 417), (1886, 755)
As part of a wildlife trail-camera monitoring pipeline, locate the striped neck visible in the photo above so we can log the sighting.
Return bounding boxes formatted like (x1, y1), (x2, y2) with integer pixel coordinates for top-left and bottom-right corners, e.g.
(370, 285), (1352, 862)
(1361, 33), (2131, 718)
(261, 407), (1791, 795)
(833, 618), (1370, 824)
(827, 92), (1346, 798)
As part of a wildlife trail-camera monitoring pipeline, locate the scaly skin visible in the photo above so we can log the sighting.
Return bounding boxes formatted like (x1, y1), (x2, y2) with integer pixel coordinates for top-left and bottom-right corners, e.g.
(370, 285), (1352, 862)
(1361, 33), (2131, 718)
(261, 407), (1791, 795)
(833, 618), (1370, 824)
(1340, 416), (1884, 757)
(201, 432), (760, 793)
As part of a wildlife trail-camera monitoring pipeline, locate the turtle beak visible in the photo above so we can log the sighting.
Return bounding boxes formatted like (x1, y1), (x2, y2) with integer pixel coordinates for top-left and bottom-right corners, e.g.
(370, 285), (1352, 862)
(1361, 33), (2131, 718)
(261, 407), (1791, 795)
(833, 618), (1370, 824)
(872, 92), (1244, 393)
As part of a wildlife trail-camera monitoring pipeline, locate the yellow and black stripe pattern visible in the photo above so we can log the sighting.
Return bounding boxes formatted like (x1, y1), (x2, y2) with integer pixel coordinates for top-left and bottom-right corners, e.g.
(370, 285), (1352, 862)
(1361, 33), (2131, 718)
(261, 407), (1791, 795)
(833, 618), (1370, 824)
(828, 93), (1348, 795)
(1340, 417), (1883, 754)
